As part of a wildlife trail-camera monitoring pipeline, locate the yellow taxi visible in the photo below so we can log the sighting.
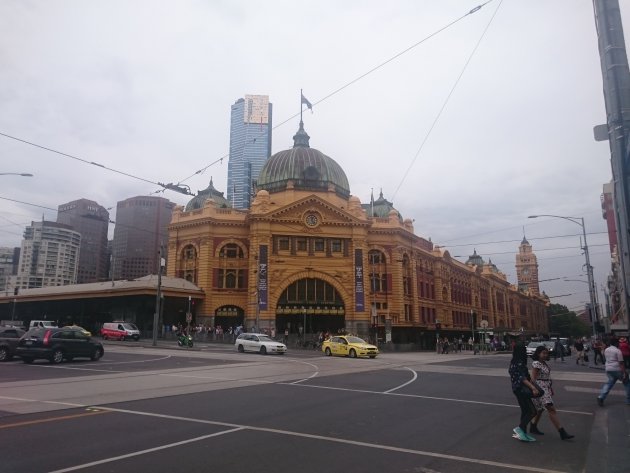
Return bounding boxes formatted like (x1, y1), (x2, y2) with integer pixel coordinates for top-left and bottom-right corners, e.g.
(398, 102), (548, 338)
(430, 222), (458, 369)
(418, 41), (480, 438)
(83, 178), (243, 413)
(322, 335), (379, 358)
(63, 325), (92, 337)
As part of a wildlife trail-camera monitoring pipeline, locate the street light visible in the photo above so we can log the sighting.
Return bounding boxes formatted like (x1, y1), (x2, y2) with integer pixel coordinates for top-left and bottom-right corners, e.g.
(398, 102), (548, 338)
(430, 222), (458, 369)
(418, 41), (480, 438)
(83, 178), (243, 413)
(0, 173), (33, 176)
(528, 214), (598, 337)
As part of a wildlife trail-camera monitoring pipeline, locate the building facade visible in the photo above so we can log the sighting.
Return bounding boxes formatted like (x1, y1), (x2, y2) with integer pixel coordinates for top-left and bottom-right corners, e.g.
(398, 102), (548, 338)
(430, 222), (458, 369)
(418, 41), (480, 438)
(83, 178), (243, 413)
(57, 199), (110, 284)
(167, 122), (548, 345)
(15, 221), (81, 289)
(515, 237), (540, 296)
(112, 196), (175, 280)
(0, 247), (19, 295)
(226, 94), (273, 209)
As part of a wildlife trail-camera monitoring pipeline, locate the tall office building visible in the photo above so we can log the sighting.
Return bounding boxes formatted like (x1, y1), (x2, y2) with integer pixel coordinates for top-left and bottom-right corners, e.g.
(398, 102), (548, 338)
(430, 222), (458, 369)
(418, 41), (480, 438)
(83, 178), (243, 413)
(227, 94), (272, 209)
(111, 196), (175, 280)
(57, 199), (110, 284)
(0, 247), (19, 294)
(15, 221), (81, 289)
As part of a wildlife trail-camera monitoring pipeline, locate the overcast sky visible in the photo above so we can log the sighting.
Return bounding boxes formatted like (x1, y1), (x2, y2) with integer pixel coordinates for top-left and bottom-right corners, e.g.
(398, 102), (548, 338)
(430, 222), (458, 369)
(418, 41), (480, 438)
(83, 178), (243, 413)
(1, 0), (627, 314)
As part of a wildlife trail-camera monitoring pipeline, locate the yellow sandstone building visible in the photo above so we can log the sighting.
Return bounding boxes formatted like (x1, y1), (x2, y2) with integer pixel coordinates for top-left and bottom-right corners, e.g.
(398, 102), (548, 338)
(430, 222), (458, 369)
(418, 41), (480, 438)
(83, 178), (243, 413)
(167, 122), (547, 347)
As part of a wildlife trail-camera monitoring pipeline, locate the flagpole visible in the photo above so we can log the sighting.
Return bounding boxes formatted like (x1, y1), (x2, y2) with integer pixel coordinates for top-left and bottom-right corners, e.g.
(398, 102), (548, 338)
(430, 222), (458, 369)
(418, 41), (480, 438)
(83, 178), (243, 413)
(300, 88), (303, 123)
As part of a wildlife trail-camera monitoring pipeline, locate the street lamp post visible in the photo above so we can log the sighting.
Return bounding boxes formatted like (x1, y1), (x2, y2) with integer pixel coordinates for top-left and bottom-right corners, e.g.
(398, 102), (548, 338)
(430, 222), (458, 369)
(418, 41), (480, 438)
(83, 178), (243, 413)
(528, 215), (598, 337)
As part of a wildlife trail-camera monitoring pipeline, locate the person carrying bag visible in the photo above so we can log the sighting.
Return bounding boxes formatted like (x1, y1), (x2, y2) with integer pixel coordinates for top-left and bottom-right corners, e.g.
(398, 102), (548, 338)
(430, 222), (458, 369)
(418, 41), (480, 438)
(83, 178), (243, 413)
(509, 344), (542, 442)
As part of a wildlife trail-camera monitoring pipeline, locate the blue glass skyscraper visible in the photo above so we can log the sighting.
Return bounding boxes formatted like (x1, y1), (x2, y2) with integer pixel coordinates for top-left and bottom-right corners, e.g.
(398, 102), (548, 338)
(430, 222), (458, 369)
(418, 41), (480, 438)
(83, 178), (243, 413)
(227, 95), (273, 209)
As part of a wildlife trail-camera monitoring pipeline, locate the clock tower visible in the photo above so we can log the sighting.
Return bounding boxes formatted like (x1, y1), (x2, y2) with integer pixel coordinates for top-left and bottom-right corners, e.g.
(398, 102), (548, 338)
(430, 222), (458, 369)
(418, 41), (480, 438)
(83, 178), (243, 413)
(516, 236), (540, 296)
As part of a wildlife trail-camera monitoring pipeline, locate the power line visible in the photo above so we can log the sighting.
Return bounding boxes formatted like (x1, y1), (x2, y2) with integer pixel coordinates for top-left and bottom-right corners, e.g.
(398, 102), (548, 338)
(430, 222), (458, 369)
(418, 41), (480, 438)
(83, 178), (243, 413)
(392, 0), (502, 201)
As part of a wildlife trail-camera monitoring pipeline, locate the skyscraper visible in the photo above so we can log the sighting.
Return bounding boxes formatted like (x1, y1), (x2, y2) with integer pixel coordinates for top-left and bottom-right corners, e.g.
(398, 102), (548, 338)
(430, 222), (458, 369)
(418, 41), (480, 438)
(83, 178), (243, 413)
(227, 94), (272, 209)
(15, 221), (81, 289)
(111, 196), (175, 280)
(57, 199), (110, 284)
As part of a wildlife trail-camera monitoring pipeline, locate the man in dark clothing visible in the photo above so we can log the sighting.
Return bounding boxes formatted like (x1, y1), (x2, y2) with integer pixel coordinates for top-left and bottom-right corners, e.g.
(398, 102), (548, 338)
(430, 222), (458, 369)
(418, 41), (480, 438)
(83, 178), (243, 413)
(553, 337), (565, 362)
(574, 340), (585, 365)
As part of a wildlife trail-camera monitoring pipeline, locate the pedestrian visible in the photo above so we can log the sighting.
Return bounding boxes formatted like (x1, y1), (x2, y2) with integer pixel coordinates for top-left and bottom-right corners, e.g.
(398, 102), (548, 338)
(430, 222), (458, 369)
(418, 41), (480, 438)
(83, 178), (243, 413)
(597, 338), (630, 407)
(553, 337), (565, 362)
(508, 344), (541, 442)
(284, 327), (289, 344)
(574, 339), (585, 365)
(529, 346), (574, 440)
(593, 339), (605, 365)
(619, 337), (630, 369)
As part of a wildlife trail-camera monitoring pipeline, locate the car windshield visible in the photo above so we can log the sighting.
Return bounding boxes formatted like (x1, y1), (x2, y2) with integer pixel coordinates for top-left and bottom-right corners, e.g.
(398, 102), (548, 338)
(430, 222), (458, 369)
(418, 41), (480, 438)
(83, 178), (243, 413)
(346, 336), (367, 344)
(257, 335), (273, 342)
(527, 342), (542, 347)
(122, 323), (138, 330)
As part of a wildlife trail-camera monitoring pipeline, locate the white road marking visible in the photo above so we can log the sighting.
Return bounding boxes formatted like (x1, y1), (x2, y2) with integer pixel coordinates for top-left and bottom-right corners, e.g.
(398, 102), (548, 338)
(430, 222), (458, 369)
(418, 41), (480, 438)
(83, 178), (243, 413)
(56, 406), (568, 473)
(384, 367), (417, 393)
(565, 385), (626, 396)
(282, 383), (593, 416)
(48, 427), (245, 473)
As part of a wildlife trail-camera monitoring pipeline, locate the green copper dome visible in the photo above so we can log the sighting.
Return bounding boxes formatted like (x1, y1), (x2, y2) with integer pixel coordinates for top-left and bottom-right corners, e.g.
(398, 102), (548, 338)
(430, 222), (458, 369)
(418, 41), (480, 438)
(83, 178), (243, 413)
(256, 121), (350, 198)
(185, 178), (231, 211)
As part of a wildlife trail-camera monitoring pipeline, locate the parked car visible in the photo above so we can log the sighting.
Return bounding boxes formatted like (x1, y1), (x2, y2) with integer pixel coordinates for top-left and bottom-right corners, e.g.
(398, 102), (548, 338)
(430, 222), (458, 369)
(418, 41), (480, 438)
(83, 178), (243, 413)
(322, 335), (379, 358)
(234, 333), (287, 355)
(17, 327), (104, 364)
(100, 322), (140, 341)
(526, 341), (556, 358)
(28, 320), (58, 329)
(0, 327), (25, 361)
(63, 325), (92, 336)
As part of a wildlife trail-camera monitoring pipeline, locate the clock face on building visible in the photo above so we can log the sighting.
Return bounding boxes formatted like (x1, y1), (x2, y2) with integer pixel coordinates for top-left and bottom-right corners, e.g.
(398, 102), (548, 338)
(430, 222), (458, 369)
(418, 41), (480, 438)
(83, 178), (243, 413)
(304, 213), (319, 227)
(522, 267), (530, 276)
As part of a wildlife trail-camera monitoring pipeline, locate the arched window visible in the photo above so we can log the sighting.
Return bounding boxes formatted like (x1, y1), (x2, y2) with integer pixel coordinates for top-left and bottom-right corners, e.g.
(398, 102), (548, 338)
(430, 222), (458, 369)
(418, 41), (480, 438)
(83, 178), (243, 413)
(219, 243), (244, 258)
(180, 244), (198, 284)
(402, 254), (412, 296)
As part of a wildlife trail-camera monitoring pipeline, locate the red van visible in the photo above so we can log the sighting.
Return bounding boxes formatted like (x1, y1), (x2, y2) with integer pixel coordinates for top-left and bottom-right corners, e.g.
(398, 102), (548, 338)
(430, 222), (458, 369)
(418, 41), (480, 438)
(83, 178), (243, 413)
(100, 322), (140, 341)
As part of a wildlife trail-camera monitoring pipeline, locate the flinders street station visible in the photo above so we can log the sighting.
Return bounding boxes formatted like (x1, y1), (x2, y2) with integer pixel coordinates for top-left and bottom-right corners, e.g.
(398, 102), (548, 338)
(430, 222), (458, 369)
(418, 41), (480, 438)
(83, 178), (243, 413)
(168, 121), (548, 346)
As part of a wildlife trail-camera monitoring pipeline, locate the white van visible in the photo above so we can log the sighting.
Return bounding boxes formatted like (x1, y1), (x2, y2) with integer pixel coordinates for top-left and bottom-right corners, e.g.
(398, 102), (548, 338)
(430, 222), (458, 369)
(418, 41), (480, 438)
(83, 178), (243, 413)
(29, 320), (58, 329)
(101, 322), (140, 341)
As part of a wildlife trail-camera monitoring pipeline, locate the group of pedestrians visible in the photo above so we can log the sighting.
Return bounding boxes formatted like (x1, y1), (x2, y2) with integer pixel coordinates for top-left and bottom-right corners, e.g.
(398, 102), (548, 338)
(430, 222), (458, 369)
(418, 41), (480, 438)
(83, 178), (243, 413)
(509, 336), (630, 443)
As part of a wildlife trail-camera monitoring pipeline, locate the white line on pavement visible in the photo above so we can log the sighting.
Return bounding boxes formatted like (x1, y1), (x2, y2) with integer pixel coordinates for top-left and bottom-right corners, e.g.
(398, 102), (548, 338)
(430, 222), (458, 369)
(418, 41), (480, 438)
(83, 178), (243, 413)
(384, 367), (417, 393)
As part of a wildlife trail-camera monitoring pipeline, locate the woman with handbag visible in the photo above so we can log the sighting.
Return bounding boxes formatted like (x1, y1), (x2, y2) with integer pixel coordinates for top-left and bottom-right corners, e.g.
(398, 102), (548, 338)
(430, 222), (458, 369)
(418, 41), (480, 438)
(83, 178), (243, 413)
(529, 346), (575, 440)
(509, 344), (541, 442)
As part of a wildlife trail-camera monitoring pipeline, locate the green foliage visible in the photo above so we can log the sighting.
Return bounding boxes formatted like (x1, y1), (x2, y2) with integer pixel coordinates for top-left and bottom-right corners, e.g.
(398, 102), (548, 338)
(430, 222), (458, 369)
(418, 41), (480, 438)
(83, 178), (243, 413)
(547, 303), (590, 338)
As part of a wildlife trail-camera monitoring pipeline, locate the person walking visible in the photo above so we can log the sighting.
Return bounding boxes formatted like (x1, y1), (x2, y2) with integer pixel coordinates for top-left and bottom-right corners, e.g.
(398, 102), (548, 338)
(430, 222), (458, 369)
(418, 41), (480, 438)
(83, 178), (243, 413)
(553, 337), (565, 362)
(529, 346), (574, 440)
(574, 339), (585, 366)
(619, 337), (630, 369)
(593, 339), (605, 365)
(597, 338), (630, 406)
(509, 344), (540, 442)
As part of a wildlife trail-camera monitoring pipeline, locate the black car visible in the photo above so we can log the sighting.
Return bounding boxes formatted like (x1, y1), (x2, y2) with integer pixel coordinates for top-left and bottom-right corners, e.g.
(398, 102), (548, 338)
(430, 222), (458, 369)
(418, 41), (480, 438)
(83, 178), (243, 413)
(16, 327), (104, 364)
(0, 327), (25, 361)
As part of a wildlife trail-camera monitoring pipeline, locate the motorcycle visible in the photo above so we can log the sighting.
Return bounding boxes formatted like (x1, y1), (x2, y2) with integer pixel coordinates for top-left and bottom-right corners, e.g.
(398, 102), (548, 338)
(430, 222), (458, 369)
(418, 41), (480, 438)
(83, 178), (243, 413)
(177, 333), (194, 348)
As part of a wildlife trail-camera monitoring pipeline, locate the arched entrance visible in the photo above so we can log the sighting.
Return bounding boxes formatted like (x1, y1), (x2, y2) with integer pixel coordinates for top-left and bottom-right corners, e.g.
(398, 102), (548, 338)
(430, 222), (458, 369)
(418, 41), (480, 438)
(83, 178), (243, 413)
(275, 278), (345, 336)
(214, 305), (244, 329)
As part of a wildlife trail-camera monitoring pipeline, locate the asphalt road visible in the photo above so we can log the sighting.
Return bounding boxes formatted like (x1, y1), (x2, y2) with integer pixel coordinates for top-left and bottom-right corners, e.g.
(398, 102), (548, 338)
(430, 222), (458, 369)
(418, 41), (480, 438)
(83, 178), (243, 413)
(0, 345), (627, 473)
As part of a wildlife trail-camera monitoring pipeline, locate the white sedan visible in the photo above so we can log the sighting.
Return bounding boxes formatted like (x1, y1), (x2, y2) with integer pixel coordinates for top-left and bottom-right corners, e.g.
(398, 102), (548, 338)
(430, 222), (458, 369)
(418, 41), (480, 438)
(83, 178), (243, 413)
(234, 333), (287, 355)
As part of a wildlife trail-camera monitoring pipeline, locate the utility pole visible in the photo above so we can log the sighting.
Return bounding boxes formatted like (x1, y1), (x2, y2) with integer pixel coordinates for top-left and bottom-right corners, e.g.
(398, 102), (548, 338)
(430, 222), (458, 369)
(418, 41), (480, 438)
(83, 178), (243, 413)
(152, 245), (164, 347)
(593, 0), (630, 334)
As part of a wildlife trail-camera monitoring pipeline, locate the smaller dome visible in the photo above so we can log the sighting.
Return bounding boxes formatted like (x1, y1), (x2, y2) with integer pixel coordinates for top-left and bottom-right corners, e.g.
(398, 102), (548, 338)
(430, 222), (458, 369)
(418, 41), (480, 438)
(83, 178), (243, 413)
(185, 178), (231, 211)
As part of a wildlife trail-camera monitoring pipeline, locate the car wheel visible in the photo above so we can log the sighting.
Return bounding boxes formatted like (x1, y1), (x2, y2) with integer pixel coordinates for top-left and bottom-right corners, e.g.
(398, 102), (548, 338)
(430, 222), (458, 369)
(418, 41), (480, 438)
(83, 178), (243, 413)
(260, 345), (267, 355)
(325, 347), (332, 356)
(22, 357), (33, 364)
(103, 334), (108, 340)
(369, 355), (376, 359)
(50, 349), (64, 364)
(349, 349), (357, 358)
(91, 348), (103, 361)
(0, 347), (8, 362)
(237, 344), (244, 353)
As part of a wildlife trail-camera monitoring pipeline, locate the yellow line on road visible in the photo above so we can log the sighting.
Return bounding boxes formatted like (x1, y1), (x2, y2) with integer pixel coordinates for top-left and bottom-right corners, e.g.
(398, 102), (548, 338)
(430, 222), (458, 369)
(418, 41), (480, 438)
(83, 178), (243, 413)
(0, 409), (110, 429)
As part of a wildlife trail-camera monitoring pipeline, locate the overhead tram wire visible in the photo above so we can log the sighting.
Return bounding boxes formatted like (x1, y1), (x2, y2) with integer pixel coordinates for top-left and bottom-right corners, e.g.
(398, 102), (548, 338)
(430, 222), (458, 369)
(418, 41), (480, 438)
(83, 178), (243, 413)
(392, 0), (502, 202)
(0, 2), (494, 197)
(174, 1), (495, 186)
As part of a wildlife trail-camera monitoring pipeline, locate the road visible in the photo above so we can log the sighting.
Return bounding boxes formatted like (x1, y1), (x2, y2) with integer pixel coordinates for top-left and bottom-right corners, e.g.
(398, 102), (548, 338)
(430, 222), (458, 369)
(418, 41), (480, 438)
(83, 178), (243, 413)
(0, 343), (627, 473)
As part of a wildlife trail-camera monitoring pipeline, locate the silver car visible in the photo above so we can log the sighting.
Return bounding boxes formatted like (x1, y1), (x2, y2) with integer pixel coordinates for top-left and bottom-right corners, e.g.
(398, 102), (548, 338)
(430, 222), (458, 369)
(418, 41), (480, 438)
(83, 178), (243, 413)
(235, 333), (287, 355)
(526, 341), (555, 357)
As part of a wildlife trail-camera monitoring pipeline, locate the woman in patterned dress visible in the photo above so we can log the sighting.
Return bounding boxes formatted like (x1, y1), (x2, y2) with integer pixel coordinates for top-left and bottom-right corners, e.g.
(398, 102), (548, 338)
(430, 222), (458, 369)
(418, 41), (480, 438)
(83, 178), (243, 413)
(529, 345), (574, 440)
